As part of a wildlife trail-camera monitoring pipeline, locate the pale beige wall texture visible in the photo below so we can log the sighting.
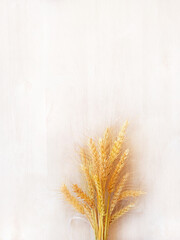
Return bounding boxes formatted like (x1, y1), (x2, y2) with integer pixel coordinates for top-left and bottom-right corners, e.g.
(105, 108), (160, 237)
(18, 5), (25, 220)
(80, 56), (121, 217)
(0, 0), (180, 239)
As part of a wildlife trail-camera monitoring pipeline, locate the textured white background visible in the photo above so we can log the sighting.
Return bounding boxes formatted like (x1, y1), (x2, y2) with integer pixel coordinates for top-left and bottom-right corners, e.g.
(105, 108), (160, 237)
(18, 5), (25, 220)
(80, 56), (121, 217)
(0, 0), (180, 239)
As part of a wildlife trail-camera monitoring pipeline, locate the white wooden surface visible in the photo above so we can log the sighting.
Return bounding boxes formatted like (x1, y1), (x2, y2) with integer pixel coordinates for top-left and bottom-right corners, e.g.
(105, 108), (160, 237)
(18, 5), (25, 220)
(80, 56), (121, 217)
(0, 0), (180, 239)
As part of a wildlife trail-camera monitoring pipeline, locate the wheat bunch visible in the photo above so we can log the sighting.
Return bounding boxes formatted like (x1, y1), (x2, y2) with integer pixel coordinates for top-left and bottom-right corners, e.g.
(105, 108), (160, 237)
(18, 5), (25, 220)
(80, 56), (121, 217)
(61, 121), (144, 240)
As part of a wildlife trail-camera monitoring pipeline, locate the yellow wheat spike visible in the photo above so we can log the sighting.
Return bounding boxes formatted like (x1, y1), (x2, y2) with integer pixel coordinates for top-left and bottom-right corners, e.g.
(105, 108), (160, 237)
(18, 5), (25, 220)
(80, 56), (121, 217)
(107, 121), (128, 171)
(88, 138), (99, 175)
(103, 128), (111, 159)
(94, 175), (104, 215)
(61, 184), (85, 215)
(80, 148), (88, 167)
(110, 202), (135, 224)
(110, 173), (129, 215)
(101, 128), (111, 189)
(80, 148), (94, 195)
(72, 184), (95, 208)
(99, 138), (106, 180)
(108, 149), (129, 193)
(119, 190), (145, 201)
(83, 204), (95, 229)
(81, 164), (95, 199)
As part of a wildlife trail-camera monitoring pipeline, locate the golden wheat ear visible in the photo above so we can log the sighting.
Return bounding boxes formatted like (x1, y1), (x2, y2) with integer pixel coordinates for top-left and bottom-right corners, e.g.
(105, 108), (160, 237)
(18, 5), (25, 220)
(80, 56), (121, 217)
(109, 173), (129, 215)
(61, 184), (85, 215)
(103, 128), (111, 157)
(100, 129), (111, 187)
(110, 202), (136, 224)
(119, 190), (145, 201)
(94, 175), (105, 215)
(80, 148), (88, 166)
(99, 138), (106, 179)
(108, 121), (128, 166)
(88, 138), (99, 175)
(108, 149), (129, 193)
(72, 184), (95, 208)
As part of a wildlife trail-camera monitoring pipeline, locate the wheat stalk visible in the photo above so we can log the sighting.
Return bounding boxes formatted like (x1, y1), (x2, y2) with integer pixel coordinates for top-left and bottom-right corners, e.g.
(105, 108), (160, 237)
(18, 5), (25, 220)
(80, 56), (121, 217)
(61, 121), (144, 240)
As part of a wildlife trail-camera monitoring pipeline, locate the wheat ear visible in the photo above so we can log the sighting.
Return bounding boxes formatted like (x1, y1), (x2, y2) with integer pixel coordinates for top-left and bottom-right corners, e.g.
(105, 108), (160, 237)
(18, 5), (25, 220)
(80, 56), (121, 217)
(80, 148), (88, 168)
(72, 184), (95, 208)
(110, 173), (129, 215)
(108, 149), (129, 193)
(110, 202), (135, 224)
(99, 138), (106, 180)
(94, 175), (105, 215)
(81, 164), (95, 199)
(80, 148), (95, 198)
(61, 184), (84, 214)
(88, 138), (99, 175)
(119, 190), (145, 201)
(101, 128), (111, 187)
(102, 128), (111, 166)
(103, 128), (111, 155)
(83, 204), (95, 228)
(108, 121), (128, 169)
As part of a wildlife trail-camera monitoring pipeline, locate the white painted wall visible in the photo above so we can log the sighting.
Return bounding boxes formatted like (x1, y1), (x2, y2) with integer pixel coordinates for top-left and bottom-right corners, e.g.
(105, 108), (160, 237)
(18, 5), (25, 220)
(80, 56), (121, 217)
(0, 0), (180, 239)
